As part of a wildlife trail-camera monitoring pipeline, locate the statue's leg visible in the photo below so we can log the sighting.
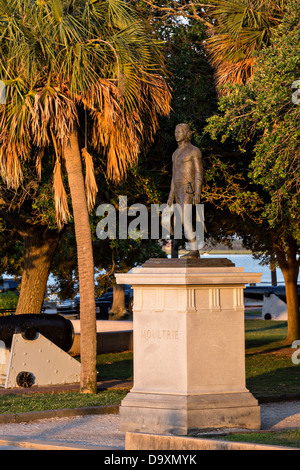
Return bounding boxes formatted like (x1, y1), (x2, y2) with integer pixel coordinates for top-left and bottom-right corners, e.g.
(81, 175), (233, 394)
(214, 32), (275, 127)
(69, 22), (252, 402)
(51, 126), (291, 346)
(181, 196), (199, 258)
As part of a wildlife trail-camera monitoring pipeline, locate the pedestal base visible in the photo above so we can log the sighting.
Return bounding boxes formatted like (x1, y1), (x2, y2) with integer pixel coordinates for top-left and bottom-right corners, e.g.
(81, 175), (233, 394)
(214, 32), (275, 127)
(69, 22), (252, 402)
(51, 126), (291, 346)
(120, 390), (260, 435)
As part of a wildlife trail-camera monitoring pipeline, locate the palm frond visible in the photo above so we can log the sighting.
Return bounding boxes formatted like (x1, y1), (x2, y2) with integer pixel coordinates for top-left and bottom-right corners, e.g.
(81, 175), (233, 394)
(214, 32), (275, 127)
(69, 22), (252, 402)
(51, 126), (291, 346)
(81, 147), (98, 212)
(206, 0), (287, 90)
(0, 0), (171, 228)
(53, 156), (70, 230)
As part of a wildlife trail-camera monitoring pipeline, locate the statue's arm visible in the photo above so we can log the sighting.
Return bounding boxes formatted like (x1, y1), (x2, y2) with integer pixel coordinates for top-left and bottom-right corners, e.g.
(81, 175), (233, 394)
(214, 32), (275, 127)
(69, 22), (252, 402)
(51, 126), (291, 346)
(167, 176), (175, 206)
(193, 150), (203, 205)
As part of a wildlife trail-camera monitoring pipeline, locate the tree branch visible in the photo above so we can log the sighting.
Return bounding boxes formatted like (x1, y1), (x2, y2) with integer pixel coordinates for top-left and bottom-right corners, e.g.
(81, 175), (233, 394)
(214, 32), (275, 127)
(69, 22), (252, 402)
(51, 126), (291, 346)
(142, 0), (214, 28)
(0, 208), (31, 238)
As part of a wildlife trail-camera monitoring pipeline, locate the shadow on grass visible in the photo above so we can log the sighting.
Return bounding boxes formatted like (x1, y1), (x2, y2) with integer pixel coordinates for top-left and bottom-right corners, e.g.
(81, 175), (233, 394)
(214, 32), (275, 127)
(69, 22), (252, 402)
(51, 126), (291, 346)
(245, 340), (292, 355)
(246, 322), (287, 334)
(245, 320), (288, 354)
(246, 352), (300, 396)
(247, 366), (300, 396)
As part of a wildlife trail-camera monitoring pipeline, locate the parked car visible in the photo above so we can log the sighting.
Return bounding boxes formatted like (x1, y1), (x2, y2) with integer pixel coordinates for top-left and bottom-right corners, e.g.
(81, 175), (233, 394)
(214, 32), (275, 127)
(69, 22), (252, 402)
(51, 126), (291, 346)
(96, 285), (133, 313)
(0, 279), (19, 293)
(56, 285), (133, 319)
(57, 294), (80, 312)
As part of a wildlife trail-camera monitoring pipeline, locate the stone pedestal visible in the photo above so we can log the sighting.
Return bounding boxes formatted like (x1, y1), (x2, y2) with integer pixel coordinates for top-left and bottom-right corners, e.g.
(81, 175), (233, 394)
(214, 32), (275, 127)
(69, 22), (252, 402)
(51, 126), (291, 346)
(116, 258), (262, 435)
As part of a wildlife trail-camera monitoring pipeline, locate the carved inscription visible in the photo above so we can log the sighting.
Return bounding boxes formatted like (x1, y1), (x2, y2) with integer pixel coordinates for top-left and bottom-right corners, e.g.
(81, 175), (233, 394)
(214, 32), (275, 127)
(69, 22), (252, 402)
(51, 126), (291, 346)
(141, 329), (179, 340)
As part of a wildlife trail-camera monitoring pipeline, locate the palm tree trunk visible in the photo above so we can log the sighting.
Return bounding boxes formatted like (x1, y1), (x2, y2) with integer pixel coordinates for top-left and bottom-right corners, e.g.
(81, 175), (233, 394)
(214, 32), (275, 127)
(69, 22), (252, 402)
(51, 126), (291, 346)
(63, 129), (97, 394)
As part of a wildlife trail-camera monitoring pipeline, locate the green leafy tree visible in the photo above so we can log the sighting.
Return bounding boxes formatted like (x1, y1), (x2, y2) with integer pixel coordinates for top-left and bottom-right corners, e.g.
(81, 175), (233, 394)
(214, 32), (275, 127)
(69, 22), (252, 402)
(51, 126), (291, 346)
(205, 0), (300, 342)
(0, 157), (62, 315)
(0, 0), (171, 393)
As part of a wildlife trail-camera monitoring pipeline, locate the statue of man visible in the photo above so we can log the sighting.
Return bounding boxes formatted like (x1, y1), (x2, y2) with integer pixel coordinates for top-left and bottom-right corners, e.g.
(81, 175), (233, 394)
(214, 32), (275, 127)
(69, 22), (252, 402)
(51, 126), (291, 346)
(167, 123), (203, 258)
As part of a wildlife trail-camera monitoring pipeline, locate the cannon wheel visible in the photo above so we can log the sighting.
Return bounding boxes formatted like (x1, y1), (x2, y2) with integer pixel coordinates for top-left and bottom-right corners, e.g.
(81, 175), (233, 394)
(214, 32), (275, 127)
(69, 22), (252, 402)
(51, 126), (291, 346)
(16, 371), (34, 388)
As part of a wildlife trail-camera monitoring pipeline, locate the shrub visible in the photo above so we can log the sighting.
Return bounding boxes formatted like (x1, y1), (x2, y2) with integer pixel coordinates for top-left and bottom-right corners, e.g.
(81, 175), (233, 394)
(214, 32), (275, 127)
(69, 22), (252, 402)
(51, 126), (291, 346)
(0, 291), (18, 315)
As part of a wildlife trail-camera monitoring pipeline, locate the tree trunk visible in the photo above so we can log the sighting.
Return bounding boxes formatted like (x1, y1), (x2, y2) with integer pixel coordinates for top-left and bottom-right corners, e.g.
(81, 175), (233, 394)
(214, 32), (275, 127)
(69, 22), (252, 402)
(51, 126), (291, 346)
(270, 254), (277, 286)
(282, 264), (300, 343)
(63, 129), (97, 394)
(109, 284), (127, 319)
(275, 238), (300, 343)
(15, 228), (60, 315)
(271, 267), (277, 286)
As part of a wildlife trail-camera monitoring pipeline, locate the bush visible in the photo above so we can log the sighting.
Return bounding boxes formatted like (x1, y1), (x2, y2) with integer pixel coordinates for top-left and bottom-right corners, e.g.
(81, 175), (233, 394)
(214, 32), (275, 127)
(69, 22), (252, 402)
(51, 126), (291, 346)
(0, 291), (18, 314)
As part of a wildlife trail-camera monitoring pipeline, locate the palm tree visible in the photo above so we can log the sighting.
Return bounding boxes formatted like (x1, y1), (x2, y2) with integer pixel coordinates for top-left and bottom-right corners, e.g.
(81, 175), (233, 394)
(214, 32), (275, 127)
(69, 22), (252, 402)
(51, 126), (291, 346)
(0, 0), (171, 392)
(205, 0), (286, 90)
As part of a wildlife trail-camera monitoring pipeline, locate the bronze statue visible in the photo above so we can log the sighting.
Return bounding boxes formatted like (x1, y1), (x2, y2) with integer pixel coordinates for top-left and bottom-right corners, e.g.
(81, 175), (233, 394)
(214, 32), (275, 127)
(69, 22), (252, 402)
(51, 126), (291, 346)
(167, 123), (203, 258)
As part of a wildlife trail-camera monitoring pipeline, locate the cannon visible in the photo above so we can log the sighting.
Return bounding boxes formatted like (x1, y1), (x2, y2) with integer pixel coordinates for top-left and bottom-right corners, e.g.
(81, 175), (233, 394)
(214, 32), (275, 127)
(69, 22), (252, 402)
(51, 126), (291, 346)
(0, 314), (80, 389)
(0, 314), (74, 352)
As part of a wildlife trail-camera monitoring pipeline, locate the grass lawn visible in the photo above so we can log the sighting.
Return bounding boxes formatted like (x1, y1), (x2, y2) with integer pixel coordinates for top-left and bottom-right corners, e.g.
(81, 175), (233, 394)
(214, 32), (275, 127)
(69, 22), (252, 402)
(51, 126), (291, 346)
(0, 389), (128, 414)
(219, 429), (300, 449)
(96, 351), (133, 381)
(0, 351), (133, 415)
(244, 320), (300, 396)
(245, 319), (288, 353)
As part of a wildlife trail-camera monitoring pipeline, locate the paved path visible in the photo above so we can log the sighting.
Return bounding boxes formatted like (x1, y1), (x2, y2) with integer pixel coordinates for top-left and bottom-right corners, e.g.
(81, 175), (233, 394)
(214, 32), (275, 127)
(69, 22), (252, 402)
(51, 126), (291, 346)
(1, 400), (300, 450)
(0, 413), (124, 450)
(261, 400), (300, 430)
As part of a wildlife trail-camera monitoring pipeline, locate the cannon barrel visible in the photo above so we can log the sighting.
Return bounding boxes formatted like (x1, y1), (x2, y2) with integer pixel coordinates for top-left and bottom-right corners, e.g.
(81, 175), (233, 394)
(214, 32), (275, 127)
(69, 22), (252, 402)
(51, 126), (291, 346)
(0, 314), (74, 352)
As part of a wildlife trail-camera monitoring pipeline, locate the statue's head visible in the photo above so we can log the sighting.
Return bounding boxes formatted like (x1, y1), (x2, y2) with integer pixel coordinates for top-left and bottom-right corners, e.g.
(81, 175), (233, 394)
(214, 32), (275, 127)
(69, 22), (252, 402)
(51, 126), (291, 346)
(175, 123), (192, 143)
